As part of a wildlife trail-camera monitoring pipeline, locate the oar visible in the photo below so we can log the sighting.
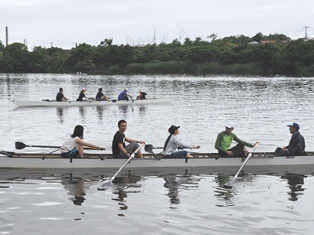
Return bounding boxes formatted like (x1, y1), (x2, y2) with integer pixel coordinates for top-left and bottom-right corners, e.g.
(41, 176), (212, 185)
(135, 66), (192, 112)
(15, 141), (106, 151)
(15, 141), (60, 150)
(98, 143), (144, 190)
(223, 143), (259, 189)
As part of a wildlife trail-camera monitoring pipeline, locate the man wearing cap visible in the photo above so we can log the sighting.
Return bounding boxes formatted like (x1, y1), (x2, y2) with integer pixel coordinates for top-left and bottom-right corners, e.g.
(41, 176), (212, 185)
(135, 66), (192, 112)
(215, 123), (258, 157)
(118, 89), (132, 101)
(275, 122), (306, 156)
(162, 125), (200, 159)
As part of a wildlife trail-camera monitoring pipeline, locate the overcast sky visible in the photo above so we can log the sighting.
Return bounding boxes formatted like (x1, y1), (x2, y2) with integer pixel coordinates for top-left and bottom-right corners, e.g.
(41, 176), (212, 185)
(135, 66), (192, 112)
(1, 0), (313, 49)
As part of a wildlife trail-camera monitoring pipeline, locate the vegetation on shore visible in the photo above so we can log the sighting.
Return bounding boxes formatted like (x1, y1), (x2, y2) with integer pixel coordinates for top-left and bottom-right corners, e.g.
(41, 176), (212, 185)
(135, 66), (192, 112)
(0, 33), (314, 76)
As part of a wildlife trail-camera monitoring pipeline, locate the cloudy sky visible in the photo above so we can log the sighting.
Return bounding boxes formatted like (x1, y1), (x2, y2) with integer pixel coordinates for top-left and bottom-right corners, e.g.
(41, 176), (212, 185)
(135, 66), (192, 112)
(1, 0), (313, 49)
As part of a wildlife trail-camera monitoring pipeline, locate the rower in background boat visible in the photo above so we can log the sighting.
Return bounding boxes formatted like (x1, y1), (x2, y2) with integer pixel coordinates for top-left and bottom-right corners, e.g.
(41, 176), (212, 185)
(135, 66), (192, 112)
(61, 125), (105, 158)
(118, 88), (132, 101)
(137, 89), (147, 100)
(275, 122), (306, 156)
(56, 88), (68, 101)
(162, 125), (200, 159)
(215, 123), (258, 157)
(77, 88), (87, 101)
(95, 88), (110, 101)
(112, 120), (145, 158)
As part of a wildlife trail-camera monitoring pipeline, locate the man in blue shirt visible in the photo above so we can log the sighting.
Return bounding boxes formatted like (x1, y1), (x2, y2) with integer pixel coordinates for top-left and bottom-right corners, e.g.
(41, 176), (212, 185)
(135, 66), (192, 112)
(275, 122), (306, 156)
(118, 89), (132, 101)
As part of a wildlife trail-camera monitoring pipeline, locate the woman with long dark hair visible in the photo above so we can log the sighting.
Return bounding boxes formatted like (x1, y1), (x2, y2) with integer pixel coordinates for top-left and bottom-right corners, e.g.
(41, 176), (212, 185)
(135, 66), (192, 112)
(162, 125), (200, 159)
(61, 125), (104, 158)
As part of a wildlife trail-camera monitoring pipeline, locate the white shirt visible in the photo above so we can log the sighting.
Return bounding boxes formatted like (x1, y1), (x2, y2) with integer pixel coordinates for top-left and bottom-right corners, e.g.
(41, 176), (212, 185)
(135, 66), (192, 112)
(61, 136), (79, 153)
(163, 135), (192, 155)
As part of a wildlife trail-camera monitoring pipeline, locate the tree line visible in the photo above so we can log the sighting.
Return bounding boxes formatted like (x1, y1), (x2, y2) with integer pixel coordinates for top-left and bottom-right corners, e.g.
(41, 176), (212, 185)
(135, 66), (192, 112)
(0, 33), (314, 76)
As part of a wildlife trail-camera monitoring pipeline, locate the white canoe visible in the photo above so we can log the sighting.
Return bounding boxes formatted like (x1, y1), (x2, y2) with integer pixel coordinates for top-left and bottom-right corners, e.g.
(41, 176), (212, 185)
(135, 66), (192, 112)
(13, 98), (171, 107)
(1, 151), (314, 174)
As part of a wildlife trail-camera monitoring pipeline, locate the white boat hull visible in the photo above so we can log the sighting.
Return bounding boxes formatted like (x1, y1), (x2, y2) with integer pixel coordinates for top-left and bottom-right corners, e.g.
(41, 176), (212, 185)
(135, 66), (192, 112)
(1, 152), (314, 174)
(14, 98), (171, 107)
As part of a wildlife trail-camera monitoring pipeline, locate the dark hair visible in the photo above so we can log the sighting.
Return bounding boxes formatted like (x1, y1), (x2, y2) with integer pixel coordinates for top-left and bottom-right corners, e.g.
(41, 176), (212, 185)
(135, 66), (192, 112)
(99, 88), (103, 91)
(118, 120), (127, 127)
(71, 125), (84, 138)
(59, 88), (63, 92)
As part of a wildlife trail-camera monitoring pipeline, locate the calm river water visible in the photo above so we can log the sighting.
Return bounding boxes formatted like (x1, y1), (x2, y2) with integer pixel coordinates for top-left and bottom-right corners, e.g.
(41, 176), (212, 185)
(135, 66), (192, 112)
(1, 74), (314, 234)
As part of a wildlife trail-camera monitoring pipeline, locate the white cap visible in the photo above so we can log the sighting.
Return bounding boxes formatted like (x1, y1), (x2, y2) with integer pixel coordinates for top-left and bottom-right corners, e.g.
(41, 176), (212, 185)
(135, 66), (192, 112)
(124, 88), (128, 91)
(226, 122), (235, 129)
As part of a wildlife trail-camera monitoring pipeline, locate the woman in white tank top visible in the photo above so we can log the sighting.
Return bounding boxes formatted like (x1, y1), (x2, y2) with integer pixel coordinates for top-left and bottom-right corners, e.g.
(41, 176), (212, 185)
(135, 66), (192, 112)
(61, 125), (105, 158)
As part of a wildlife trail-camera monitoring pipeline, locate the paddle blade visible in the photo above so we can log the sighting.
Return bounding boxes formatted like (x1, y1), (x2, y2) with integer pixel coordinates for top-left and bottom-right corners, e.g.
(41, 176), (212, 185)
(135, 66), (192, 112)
(15, 142), (26, 150)
(144, 144), (153, 152)
(97, 180), (112, 191)
(223, 178), (236, 189)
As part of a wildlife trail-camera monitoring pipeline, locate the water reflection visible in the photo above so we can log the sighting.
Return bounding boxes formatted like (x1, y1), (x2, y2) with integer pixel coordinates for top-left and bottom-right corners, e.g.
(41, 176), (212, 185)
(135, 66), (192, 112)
(56, 107), (64, 124)
(163, 174), (180, 204)
(138, 106), (147, 116)
(111, 172), (142, 216)
(118, 105), (129, 114)
(281, 173), (306, 201)
(214, 174), (235, 204)
(60, 173), (93, 206)
(79, 107), (85, 121)
(96, 106), (104, 120)
(161, 173), (200, 206)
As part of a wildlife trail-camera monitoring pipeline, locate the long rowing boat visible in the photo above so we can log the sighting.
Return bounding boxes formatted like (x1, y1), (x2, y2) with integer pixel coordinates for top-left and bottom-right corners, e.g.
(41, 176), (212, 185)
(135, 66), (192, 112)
(13, 98), (171, 107)
(1, 151), (314, 174)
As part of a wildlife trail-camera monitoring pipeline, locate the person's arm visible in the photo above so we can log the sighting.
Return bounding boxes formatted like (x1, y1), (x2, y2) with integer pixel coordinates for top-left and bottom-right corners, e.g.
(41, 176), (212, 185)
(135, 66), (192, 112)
(125, 137), (145, 144)
(215, 132), (227, 153)
(171, 136), (194, 149)
(75, 138), (105, 150)
(118, 143), (130, 157)
(233, 134), (254, 148)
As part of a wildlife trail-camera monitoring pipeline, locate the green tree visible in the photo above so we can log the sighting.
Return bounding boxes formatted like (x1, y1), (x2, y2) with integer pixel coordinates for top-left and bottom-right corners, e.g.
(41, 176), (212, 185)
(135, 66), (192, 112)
(28, 46), (49, 73)
(61, 43), (96, 73)
(252, 32), (264, 42)
(0, 40), (4, 53)
(1, 43), (29, 72)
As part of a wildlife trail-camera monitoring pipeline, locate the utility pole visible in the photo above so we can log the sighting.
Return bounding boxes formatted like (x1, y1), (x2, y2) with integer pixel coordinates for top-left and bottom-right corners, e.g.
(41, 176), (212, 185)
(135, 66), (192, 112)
(5, 26), (8, 46)
(303, 26), (309, 39)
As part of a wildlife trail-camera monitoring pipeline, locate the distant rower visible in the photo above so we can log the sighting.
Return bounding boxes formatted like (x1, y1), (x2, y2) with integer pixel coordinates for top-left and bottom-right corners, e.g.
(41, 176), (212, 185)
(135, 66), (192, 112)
(137, 89), (147, 100)
(56, 88), (68, 101)
(118, 89), (132, 101)
(96, 88), (110, 101)
(77, 88), (87, 101)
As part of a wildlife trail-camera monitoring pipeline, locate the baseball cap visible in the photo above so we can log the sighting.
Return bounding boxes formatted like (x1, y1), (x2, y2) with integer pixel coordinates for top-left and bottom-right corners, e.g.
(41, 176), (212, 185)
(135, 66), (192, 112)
(226, 123), (235, 129)
(168, 125), (180, 134)
(287, 122), (300, 130)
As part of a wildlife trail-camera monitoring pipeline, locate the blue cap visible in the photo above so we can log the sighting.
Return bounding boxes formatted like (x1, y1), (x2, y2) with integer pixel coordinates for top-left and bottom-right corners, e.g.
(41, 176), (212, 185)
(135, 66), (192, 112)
(287, 122), (300, 131)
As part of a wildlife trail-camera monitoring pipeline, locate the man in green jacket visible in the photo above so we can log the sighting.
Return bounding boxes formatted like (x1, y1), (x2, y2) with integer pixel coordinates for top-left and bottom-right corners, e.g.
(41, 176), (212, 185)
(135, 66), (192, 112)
(215, 123), (258, 157)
